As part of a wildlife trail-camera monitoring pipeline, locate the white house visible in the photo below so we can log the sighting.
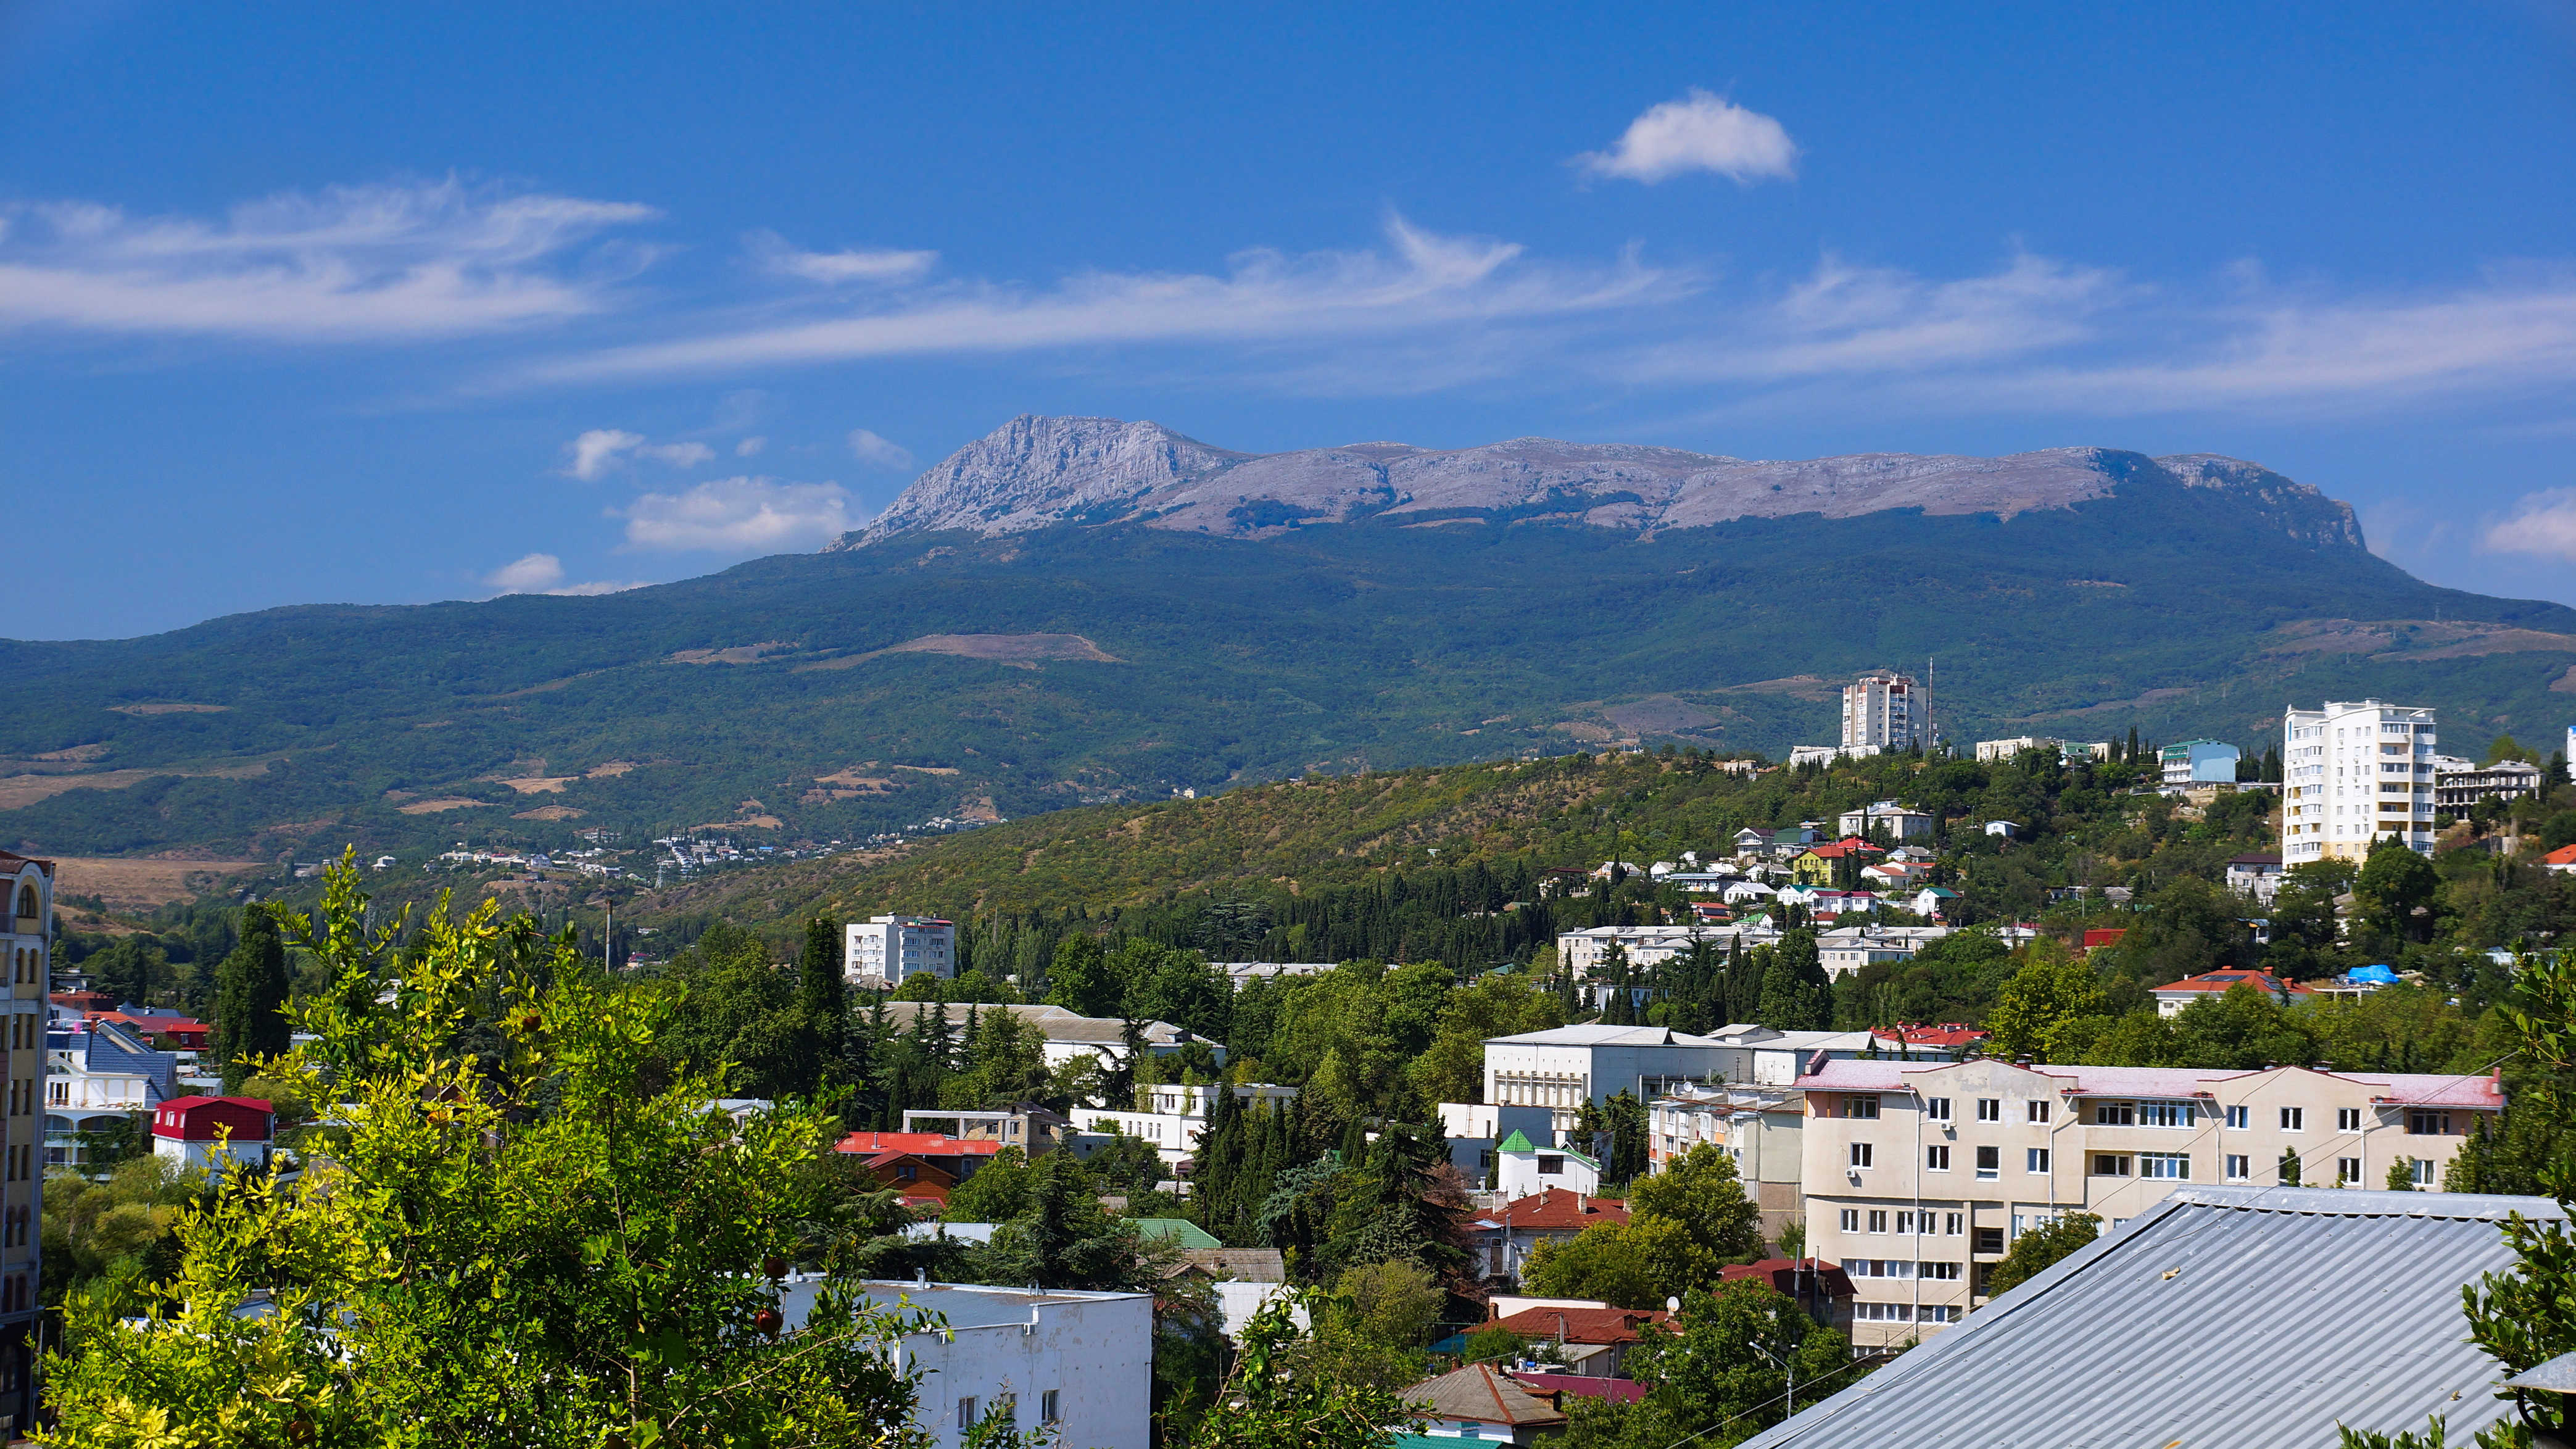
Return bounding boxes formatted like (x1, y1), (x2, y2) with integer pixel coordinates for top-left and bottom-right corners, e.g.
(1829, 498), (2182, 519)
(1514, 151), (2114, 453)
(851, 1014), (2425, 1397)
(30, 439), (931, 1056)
(879, 1003), (1218, 1076)
(2161, 739), (2243, 787)
(1496, 1129), (1602, 1198)
(44, 1019), (178, 1169)
(1836, 801), (1936, 842)
(787, 1281), (1153, 1449)
(1074, 1083), (1297, 1165)
(2224, 852), (2285, 907)
(845, 915), (956, 987)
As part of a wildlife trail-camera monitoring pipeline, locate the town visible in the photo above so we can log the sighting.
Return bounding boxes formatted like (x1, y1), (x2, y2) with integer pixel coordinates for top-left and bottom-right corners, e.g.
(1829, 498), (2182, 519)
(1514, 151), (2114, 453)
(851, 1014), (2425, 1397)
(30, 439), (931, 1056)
(13, 673), (2576, 1447)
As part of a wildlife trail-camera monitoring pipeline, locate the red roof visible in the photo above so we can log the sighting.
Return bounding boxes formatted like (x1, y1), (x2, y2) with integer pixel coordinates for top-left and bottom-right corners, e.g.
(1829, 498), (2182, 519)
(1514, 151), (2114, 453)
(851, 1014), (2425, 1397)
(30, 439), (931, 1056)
(2152, 968), (2311, 999)
(2082, 928), (2128, 950)
(1480, 1187), (1629, 1232)
(2546, 844), (2576, 866)
(1879, 1022), (1988, 1048)
(151, 1097), (273, 1142)
(1506, 1371), (1647, 1405)
(1804, 840), (1886, 860)
(832, 1131), (1004, 1158)
(1720, 1257), (1858, 1299)
(1488, 1305), (1669, 1345)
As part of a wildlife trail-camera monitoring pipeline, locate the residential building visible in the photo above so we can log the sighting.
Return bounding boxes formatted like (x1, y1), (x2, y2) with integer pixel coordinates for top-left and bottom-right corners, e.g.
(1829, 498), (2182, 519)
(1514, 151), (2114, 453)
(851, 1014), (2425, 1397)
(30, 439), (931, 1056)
(2280, 699), (2438, 862)
(1908, 886), (1960, 918)
(1469, 1187), (1629, 1281)
(782, 1281), (1152, 1449)
(2222, 851), (2284, 906)
(1870, 1023), (1989, 1055)
(1555, 922), (1786, 977)
(0, 850), (48, 1431)
(150, 1095), (273, 1173)
(1733, 824), (1824, 858)
(843, 915), (956, 987)
(1737, 1185), (2563, 1449)
(2159, 739), (2242, 787)
(1974, 736), (2062, 763)
(900, 1106), (1069, 1155)
(1841, 672), (1923, 752)
(1485, 1023), (1916, 1136)
(833, 1129), (1008, 1200)
(1793, 1057), (2503, 1349)
(1647, 1085), (1805, 1242)
(1496, 1129), (1602, 1197)
(1789, 743), (1882, 769)
(2433, 757), (2546, 810)
(1402, 1364), (1568, 1444)
(1816, 924), (1951, 978)
(1480, 1303), (1670, 1378)
(1072, 1082), (1297, 1165)
(2148, 966), (2313, 1017)
(1436, 1102), (1558, 1184)
(43, 1018), (179, 1169)
(1167, 1247), (1288, 1338)
(877, 1002), (1219, 1075)
(1835, 800), (1937, 842)
(1719, 1258), (1858, 1335)
(2545, 844), (2576, 876)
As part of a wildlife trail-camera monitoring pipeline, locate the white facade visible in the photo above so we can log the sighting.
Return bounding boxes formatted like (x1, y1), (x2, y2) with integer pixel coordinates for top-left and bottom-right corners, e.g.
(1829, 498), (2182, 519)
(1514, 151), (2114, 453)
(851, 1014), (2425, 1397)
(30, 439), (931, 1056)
(2280, 700), (2438, 863)
(1974, 736), (2061, 762)
(1836, 800), (1936, 841)
(152, 1132), (271, 1173)
(845, 915), (956, 987)
(1496, 1136), (1601, 1198)
(1841, 673), (1923, 751)
(790, 1281), (1153, 1449)
(2161, 740), (2243, 787)
(1075, 1084), (1297, 1165)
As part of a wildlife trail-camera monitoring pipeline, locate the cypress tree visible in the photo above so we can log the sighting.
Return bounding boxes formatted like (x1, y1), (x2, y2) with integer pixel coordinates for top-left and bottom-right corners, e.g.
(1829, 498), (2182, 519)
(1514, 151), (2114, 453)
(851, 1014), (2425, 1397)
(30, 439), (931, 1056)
(213, 905), (291, 1094)
(796, 916), (845, 1093)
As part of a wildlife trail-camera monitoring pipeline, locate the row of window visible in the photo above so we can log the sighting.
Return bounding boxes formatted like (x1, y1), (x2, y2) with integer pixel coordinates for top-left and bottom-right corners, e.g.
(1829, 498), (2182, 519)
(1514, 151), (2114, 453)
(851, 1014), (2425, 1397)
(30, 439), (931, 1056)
(1842, 1259), (1965, 1281)
(957, 1391), (1059, 1432)
(1841, 1208), (1969, 1235)
(1855, 1303), (1961, 1323)
(1841, 1150), (2438, 1194)
(1842, 1095), (2456, 1136)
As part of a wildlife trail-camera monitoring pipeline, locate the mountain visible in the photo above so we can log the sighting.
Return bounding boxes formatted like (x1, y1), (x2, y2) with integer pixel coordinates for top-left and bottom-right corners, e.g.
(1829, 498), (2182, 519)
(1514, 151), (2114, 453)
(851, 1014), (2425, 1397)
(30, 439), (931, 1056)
(840, 415), (2362, 545)
(5, 416), (2572, 865)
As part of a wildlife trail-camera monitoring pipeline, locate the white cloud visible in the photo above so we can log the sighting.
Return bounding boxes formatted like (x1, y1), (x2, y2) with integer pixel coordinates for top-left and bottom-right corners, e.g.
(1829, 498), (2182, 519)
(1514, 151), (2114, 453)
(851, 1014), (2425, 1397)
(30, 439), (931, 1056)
(563, 428), (645, 480)
(545, 578), (653, 596)
(523, 215), (1679, 383)
(640, 441), (715, 467)
(734, 435), (768, 457)
(847, 429), (914, 470)
(616, 476), (856, 552)
(748, 230), (938, 284)
(0, 177), (656, 341)
(484, 552), (566, 592)
(2481, 489), (2576, 563)
(1577, 91), (1799, 185)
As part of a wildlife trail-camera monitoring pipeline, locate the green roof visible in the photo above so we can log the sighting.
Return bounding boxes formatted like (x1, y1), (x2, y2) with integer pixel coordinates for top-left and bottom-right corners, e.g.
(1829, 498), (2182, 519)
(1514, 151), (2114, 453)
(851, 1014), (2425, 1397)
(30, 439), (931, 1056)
(1498, 1129), (1537, 1153)
(1130, 1218), (1221, 1248)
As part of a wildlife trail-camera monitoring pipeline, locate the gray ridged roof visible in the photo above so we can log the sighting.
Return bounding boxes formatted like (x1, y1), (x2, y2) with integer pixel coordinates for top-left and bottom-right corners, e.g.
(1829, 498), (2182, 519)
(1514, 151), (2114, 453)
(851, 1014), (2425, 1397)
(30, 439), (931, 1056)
(1739, 1185), (2563, 1449)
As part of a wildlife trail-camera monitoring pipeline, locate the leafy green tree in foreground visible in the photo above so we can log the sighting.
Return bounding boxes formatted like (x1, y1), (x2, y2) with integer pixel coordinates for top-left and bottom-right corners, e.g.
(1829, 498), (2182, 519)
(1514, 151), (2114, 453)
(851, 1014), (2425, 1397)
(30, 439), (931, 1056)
(1982, 1212), (2100, 1298)
(43, 858), (929, 1448)
(1562, 1279), (1852, 1448)
(1185, 1290), (1417, 1449)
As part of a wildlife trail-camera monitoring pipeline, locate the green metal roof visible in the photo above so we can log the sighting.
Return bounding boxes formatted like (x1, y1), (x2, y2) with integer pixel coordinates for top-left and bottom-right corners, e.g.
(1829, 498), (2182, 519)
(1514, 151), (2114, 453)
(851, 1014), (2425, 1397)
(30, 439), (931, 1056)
(1497, 1129), (1538, 1153)
(1130, 1218), (1221, 1248)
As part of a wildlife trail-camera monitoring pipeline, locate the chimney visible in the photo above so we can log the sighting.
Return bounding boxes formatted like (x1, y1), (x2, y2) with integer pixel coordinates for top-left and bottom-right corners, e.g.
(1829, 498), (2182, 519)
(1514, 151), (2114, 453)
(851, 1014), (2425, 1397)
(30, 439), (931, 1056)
(1580, 1193), (1589, 1213)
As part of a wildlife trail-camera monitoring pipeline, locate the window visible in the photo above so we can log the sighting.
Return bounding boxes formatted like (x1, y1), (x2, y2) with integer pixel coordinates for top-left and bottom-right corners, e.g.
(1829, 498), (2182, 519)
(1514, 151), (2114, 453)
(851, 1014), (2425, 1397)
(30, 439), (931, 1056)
(1856, 1302), (1917, 1322)
(1975, 1145), (1999, 1179)
(2140, 1152), (2190, 1180)
(959, 1398), (979, 1431)
(2225, 1154), (2251, 1181)
(1944, 1212), (1964, 1235)
(2410, 1158), (2434, 1187)
(1847, 1094), (1881, 1119)
(2027, 1148), (2052, 1174)
(2092, 1153), (2132, 1177)
(1926, 1144), (1951, 1171)
(1925, 1096), (1952, 1122)
(2092, 1102), (2134, 1126)
(2337, 1107), (2363, 1132)
(1895, 1211), (1916, 1235)
(1973, 1226), (2005, 1255)
(1922, 1305), (1961, 1323)
(1921, 1260), (1961, 1280)
(1850, 1143), (1874, 1169)
(2225, 1105), (2250, 1130)
(995, 1395), (1017, 1426)
(1976, 1098), (2002, 1123)
(2280, 1106), (2305, 1131)
(2408, 1110), (2453, 1136)
(2337, 1157), (2363, 1184)
(2140, 1101), (2195, 1128)
(1868, 1210), (1888, 1234)
(2027, 1099), (2052, 1124)
(1042, 1390), (1059, 1424)
(1839, 1208), (1861, 1232)
(1538, 1154), (1565, 1174)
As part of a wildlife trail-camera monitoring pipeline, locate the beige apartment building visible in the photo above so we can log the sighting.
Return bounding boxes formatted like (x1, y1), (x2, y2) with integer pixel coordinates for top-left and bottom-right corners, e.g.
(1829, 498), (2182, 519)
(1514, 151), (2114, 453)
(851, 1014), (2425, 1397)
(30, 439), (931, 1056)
(1795, 1057), (2501, 1348)
(0, 851), (48, 1435)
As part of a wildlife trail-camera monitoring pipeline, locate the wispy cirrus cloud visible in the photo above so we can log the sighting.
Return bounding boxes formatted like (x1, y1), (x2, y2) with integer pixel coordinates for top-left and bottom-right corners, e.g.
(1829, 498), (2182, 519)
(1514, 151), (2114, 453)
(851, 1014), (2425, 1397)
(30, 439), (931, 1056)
(560, 428), (716, 479)
(2480, 488), (2576, 563)
(521, 215), (1683, 383)
(0, 177), (656, 341)
(746, 230), (937, 284)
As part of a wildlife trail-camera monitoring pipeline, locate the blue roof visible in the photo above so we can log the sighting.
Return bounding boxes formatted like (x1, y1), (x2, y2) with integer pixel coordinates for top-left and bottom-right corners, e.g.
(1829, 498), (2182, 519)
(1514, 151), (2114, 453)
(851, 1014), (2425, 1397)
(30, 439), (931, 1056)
(2350, 963), (2400, 984)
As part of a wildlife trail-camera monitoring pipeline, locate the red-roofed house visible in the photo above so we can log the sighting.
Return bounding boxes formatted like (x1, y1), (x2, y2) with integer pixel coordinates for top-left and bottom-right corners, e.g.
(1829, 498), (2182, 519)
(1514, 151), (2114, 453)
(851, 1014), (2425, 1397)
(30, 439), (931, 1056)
(1871, 1022), (1989, 1053)
(833, 1129), (1004, 1191)
(92, 1010), (212, 1049)
(2543, 844), (2576, 875)
(2150, 967), (2313, 1017)
(1469, 1186), (1628, 1282)
(151, 1096), (273, 1171)
(1401, 1363), (1568, 1443)
(1485, 1303), (1670, 1377)
(2082, 928), (2129, 953)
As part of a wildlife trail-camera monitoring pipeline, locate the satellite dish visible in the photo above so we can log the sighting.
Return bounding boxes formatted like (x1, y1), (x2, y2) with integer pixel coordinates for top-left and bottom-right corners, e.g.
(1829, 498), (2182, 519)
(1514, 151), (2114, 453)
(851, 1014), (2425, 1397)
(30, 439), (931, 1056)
(1665, 1296), (1681, 1314)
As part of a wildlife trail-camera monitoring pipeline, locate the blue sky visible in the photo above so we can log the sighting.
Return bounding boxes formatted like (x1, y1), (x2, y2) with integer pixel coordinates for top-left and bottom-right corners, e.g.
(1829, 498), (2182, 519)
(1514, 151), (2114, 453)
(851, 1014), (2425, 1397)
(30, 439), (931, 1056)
(7, 2), (2576, 637)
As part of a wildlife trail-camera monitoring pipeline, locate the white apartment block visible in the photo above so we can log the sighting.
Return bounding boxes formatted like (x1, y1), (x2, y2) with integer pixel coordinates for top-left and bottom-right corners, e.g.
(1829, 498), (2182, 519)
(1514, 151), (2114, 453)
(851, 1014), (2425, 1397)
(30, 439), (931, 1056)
(845, 915), (956, 987)
(1795, 1057), (2501, 1348)
(1483, 1024), (1915, 1136)
(1075, 1083), (1298, 1165)
(2280, 700), (2438, 863)
(1841, 672), (1923, 752)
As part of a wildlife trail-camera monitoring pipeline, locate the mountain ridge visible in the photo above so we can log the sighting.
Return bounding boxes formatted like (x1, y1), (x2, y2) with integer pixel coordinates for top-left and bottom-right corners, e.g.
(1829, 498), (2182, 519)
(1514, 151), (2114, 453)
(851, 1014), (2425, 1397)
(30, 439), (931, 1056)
(839, 415), (2364, 549)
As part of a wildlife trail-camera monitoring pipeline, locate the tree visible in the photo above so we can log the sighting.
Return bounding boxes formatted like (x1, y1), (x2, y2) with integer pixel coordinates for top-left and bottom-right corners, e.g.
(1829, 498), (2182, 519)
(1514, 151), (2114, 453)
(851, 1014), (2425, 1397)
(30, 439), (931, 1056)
(1755, 929), (1830, 1031)
(2280, 1146), (2304, 1187)
(1521, 1219), (1671, 1310)
(1602, 1090), (1649, 1184)
(1409, 973), (1563, 1105)
(1564, 1280), (1851, 1448)
(1043, 934), (1124, 1018)
(43, 859), (931, 1447)
(2386, 1158), (2417, 1192)
(2354, 837), (2440, 946)
(211, 903), (292, 1092)
(1984, 943), (2110, 1061)
(797, 913), (847, 1091)
(1185, 1291), (1416, 1448)
(1982, 1212), (2098, 1296)
(1627, 1144), (1765, 1264)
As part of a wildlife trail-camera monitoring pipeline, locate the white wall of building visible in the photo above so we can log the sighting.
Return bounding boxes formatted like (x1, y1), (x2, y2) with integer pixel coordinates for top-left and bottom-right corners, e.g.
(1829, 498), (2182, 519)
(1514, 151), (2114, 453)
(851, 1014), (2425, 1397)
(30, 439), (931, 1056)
(2281, 700), (2437, 863)
(845, 916), (957, 987)
(1841, 673), (1922, 751)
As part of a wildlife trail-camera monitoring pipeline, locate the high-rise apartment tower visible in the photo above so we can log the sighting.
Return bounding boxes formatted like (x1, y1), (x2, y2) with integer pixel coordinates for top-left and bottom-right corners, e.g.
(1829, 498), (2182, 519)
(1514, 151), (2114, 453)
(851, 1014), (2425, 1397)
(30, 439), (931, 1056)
(2280, 699), (2437, 862)
(1842, 672), (1923, 752)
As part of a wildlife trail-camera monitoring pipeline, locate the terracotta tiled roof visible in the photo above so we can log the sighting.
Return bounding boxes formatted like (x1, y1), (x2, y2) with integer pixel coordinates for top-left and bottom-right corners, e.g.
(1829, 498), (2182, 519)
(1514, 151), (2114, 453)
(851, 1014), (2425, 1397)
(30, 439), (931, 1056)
(2545, 844), (2576, 867)
(1477, 1187), (1628, 1232)
(1404, 1364), (1567, 1427)
(1488, 1304), (1670, 1345)
(1507, 1371), (1646, 1405)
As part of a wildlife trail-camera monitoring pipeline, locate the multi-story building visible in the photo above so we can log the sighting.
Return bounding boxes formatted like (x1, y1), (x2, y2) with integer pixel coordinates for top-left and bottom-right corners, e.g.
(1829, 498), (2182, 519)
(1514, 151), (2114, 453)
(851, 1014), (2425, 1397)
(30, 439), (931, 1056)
(1841, 672), (1923, 752)
(1834, 800), (1936, 841)
(2280, 699), (2438, 863)
(1647, 1084), (1807, 1243)
(2432, 758), (2545, 812)
(0, 851), (48, 1434)
(844, 915), (956, 988)
(1072, 1082), (1298, 1165)
(2158, 739), (2242, 787)
(1794, 1057), (2502, 1348)
(44, 1018), (180, 1170)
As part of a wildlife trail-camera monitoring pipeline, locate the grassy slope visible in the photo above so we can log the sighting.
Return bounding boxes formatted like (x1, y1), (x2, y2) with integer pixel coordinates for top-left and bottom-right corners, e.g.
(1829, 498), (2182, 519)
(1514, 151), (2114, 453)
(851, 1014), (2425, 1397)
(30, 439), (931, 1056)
(6, 465), (2570, 862)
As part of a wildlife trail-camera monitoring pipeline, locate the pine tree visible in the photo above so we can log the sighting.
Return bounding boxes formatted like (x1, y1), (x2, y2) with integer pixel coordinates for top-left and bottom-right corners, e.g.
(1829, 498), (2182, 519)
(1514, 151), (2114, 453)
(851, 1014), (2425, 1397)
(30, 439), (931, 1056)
(213, 904), (291, 1093)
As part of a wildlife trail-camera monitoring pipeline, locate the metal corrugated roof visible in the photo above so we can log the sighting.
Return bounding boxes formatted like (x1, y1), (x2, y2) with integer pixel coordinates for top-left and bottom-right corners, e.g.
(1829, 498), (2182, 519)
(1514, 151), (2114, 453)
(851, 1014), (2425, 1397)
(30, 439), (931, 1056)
(1739, 1185), (2562, 1449)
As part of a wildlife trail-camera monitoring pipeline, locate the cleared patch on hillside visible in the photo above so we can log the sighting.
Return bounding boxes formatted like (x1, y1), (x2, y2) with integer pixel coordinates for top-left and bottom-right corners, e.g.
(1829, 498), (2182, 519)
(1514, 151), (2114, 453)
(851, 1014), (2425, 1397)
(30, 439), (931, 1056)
(108, 702), (230, 715)
(499, 776), (577, 794)
(2264, 618), (2576, 660)
(513, 805), (584, 821)
(50, 856), (267, 907)
(2018, 687), (2193, 721)
(799, 633), (1121, 671)
(668, 641), (798, 665)
(1715, 675), (1837, 700)
(586, 760), (639, 778)
(0, 757), (278, 812)
(397, 797), (494, 815)
(35, 744), (110, 762)
(1605, 695), (1720, 735)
